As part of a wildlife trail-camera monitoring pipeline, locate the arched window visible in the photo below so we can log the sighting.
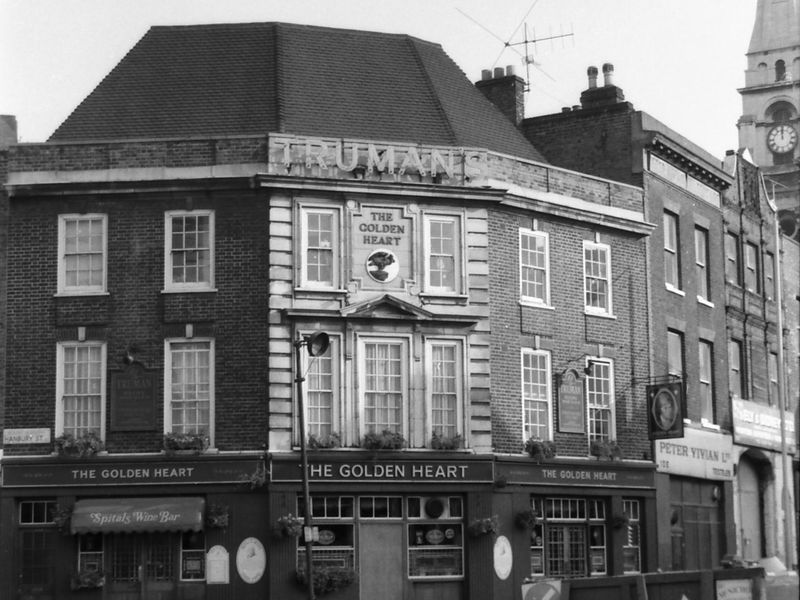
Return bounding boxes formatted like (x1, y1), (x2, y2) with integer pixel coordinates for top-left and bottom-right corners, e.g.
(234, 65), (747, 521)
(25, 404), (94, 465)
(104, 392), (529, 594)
(775, 60), (786, 81)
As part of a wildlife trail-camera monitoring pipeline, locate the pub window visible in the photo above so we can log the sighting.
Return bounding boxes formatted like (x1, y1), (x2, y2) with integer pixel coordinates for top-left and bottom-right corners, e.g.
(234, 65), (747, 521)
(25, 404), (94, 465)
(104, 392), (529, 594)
(164, 210), (214, 292)
(78, 534), (104, 573)
(423, 213), (463, 295)
(58, 214), (107, 294)
(56, 341), (106, 440)
(622, 499), (641, 573)
(165, 338), (214, 446)
(407, 496), (464, 579)
(426, 339), (464, 443)
(303, 334), (340, 442)
(300, 206), (340, 289)
(359, 496), (403, 519)
(297, 496), (356, 574)
(522, 348), (552, 442)
(586, 359), (615, 443)
(358, 336), (410, 440)
(19, 500), (57, 588)
(181, 532), (206, 581)
(583, 241), (612, 315)
(529, 497), (608, 579)
(520, 228), (550, 305)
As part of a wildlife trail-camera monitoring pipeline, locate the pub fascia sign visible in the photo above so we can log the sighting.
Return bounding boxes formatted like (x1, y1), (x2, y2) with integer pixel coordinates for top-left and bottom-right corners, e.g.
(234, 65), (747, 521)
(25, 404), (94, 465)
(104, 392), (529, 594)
(271, 458), (493, 483)
(268, 134), (488, 184)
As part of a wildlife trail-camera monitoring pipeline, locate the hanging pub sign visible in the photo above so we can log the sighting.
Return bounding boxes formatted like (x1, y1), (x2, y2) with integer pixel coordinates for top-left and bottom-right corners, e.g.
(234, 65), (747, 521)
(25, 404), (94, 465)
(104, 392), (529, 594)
(110, 362), (158, 431)
(558, 369), (584, 433)
(647, 381), (685, 440)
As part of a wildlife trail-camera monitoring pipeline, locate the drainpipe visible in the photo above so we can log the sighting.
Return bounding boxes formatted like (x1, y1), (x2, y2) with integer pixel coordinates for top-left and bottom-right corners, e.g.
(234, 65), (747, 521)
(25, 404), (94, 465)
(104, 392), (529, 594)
(762, 172), (795, 567)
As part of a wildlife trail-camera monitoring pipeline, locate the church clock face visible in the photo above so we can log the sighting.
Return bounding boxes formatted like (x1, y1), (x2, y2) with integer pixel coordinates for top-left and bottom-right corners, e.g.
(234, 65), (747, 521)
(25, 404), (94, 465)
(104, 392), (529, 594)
(767, 124), (798, 154)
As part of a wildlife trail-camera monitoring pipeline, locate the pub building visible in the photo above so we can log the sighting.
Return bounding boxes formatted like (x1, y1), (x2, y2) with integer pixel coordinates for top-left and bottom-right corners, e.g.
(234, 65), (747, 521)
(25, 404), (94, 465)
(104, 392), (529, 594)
(0, 22), (663, 600)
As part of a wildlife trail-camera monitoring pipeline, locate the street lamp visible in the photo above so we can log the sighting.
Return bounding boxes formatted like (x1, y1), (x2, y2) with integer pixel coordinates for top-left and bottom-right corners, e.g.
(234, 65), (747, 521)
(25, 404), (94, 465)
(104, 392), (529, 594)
(294, 331), (329, 600)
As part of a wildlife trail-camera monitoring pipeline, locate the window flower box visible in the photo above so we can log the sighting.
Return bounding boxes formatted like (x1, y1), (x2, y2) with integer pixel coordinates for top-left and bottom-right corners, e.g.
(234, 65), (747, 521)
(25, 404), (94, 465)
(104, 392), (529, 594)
(70, 568), (105, 590)
(162, 431), (208, 456)
(524, 437), (557, 462)
(589, 439), (623, 460)
(361, 429), (406, 451)
(54, 432), (104, 458)
(431, 431), (463, 450)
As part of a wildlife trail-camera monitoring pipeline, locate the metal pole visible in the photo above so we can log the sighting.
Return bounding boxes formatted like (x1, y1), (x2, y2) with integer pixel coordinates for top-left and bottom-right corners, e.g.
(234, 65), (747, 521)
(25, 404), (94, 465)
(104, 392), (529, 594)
(295, 338), (316, 600)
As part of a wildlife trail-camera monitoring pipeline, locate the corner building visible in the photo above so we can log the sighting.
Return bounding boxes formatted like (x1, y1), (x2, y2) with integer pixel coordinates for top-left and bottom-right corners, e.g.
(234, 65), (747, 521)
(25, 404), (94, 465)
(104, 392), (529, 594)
(0, 22), (668, 600)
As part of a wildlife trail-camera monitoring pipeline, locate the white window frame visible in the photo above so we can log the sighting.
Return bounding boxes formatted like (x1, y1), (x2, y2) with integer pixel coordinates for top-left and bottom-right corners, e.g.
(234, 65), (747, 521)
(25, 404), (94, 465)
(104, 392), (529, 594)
(164, 210), (215, 292)
(667, 330), (684, 379)
(663, 211), (681, 291)
(521, 349), (552, 441)
(57, 214), (107, 295)
(694, 226), (710, 301)
(164, 338), (215, 446)
(425, 338), (465, 443)
(423, 213), (464, 295)
(583, 241), (613, 316)
(299, 205), (340, 290)
(55, 341), (107, 439)
(698, 340), (715, 424)
(520, 228), (551, 306)
(357, 336), (411, 440)
(301, 334), (341, 443)
(585, 357), (615, 442)
(744, 242), (759, 294)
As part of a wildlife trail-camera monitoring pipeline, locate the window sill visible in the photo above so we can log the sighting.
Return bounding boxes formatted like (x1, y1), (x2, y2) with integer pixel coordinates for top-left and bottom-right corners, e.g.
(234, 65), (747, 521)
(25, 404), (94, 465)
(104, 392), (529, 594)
(161, 288), (218, 294)
(54, 291), (110, 297)
(700, 419), (720, 431)
(419, 293), (469, 304)
(519, 299), (554, 310)
(583, 310), (616, 320)
(294, 287), (348, 296)
(665, 284), (685, 297)
(697, 296), (714, 308)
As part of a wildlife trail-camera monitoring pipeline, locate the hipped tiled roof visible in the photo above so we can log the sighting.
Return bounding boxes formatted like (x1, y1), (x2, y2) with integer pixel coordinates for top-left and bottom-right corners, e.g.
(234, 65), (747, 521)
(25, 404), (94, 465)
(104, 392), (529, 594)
(50, 22), (545, 162)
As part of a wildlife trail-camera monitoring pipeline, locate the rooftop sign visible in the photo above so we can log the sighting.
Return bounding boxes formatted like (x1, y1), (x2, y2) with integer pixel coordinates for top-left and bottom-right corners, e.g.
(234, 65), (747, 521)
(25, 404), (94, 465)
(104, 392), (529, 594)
(268, 135), (488, 184)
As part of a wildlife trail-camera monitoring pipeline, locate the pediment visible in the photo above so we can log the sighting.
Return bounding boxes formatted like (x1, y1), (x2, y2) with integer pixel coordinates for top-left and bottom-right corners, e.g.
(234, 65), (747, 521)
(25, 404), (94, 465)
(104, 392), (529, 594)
(340, 294), (434, 321)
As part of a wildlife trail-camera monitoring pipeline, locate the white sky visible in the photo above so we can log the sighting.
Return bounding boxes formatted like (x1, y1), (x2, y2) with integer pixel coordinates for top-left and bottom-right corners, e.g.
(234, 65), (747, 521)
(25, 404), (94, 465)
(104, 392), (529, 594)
(1, 0), (756, 159)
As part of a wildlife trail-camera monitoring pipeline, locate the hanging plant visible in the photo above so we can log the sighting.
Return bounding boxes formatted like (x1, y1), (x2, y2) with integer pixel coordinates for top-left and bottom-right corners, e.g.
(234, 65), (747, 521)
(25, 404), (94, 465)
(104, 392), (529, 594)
(52, 504), (73, 535)
(589, 439), (623, 461)
(611, 513), (630, 529)
(70, 568), (105, 590)
(467, 515), (499, 537)
(514, 508), (538, 530)
(361, 429), (406, 451)
(524, 437), (557, 462)
(240, 460), (268, 490)
(163, 431), (208, 455)
(431, 431), (463, 450)
(206, 504), (229, 529)
(274, 513), (303, 538)
(308, 432), (342, 450)
(54, 432), (105, 458)
(296, 566), (356, 596)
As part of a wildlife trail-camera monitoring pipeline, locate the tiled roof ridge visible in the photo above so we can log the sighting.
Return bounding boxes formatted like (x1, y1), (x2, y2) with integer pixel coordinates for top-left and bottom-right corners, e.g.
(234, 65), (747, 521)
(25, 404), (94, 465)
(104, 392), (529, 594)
(404, 36), (458, 146)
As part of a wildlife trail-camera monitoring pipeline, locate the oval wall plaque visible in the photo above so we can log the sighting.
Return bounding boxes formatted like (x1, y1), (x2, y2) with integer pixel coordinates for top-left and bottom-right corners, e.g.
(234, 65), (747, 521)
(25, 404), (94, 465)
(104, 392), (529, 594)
(236, 537), (266, 584)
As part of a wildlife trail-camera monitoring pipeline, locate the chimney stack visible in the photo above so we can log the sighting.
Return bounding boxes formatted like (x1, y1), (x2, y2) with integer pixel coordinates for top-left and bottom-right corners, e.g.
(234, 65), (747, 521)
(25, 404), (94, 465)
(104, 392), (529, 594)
(475, 65), (526, 126)
(0, 115), (18, 148)
(579, 63), (625, 109)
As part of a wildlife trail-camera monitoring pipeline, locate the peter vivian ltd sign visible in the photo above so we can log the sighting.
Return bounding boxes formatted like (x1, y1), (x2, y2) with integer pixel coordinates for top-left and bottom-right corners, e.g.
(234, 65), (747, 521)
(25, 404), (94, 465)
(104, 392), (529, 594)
(268, 134), (489, 184)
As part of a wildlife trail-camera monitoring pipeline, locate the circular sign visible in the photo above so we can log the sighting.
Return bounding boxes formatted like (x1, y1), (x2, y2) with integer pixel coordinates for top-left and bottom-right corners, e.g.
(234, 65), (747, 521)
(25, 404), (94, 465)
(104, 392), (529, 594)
(366, 249), (399, 283)
(493, 535), (513, 580)
(522, 580), (562, 600)
(236, 537), (266, 584)
(425, 529), (445, 545)
(317, 529), (336, 545)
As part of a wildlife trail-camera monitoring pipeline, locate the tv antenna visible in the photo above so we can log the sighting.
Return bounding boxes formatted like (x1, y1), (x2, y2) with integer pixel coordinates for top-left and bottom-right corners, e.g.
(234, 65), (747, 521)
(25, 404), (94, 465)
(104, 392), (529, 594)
(457, 1), (574, 92)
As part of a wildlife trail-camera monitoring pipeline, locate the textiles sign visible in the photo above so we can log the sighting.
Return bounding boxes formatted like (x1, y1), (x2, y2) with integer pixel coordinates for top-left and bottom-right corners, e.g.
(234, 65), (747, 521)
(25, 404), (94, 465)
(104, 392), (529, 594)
(268, 135), (488, 184)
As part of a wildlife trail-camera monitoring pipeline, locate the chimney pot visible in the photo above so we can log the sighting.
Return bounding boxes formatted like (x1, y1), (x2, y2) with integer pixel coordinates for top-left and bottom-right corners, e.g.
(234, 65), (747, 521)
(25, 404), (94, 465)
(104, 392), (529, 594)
(602, 63), (614, 86)
(572, 105), (580, 111)
(587, 66), (598, 89)
(506, 65), (516, 76)
(481, 69), (492, 81)
(562, 107), (571, 113)
(493, 67), (505, 78)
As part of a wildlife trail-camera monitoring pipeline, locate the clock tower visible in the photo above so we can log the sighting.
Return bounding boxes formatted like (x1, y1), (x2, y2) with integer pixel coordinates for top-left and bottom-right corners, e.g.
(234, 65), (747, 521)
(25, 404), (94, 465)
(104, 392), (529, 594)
(737, 0), (800, 239)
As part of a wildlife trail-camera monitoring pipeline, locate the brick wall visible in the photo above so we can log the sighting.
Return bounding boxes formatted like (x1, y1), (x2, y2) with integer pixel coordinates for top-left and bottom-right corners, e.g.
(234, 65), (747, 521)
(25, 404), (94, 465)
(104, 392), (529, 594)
(488, 204), (651, 459)
(4, 187), (270, 455)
